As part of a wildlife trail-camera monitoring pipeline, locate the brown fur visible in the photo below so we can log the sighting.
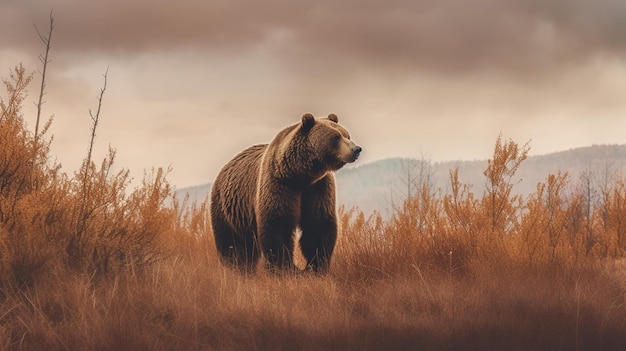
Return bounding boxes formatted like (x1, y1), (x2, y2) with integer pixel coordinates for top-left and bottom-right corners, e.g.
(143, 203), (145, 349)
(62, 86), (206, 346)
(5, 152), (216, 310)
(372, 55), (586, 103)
(210, 113), (361, 273)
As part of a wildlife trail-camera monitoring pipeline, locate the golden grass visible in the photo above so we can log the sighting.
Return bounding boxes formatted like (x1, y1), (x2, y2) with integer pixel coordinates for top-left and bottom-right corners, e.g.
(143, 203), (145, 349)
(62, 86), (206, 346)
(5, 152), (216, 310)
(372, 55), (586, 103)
(1, 65), (625, 350)
(1, 253), (623, 350)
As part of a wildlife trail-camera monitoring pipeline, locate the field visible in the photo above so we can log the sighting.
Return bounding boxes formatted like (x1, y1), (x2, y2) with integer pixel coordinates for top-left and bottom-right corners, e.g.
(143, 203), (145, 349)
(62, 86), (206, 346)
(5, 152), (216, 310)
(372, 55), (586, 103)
(2, 65), (626, 350)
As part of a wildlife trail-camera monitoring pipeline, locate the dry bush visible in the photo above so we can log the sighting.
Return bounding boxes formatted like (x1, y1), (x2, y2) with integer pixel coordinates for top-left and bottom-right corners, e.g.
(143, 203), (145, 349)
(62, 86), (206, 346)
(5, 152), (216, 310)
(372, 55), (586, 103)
(0, 65), (61, 289)
(0, 65), (196, 285)
(66, 152), (179, 276)
(349, 134), (626, 276)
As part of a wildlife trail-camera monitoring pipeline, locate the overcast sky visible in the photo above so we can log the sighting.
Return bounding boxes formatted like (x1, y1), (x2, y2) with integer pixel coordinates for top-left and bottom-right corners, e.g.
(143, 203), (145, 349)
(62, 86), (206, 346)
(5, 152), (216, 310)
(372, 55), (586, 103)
(2, 0), (626, 188)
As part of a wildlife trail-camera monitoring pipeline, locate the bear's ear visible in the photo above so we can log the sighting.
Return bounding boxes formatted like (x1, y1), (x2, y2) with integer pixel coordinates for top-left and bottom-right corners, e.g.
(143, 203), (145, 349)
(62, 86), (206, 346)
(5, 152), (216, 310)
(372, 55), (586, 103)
(301, 113), (315, 132)
(328, 113), (339, 123)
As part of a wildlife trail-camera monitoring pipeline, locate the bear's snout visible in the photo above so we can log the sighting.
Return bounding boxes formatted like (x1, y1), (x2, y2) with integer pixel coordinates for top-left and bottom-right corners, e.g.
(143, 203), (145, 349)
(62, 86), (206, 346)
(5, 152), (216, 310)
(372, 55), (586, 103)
(345, 144), (362, 163)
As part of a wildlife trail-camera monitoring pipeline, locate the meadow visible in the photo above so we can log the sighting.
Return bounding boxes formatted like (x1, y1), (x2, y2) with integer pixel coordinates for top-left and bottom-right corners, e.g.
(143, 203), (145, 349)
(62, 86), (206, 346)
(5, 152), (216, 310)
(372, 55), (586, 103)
(1, 64), (626, 350)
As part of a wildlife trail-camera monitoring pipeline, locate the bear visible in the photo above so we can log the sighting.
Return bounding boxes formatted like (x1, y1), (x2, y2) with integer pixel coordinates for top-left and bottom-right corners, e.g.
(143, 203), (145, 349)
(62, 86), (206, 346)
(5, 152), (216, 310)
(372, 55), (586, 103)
(210, 113), (361, 273)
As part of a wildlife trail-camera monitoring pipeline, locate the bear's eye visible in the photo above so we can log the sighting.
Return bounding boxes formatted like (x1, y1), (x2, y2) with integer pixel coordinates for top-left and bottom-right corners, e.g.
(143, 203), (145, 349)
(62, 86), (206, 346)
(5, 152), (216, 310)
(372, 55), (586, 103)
(333, 134), (342, 143)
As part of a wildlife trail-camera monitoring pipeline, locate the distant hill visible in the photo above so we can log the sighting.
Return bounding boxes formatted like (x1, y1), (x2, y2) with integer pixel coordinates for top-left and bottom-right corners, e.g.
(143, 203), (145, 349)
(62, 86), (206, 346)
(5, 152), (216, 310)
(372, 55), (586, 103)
(177, 144), (626, 218)
(176, 183), (211, 203)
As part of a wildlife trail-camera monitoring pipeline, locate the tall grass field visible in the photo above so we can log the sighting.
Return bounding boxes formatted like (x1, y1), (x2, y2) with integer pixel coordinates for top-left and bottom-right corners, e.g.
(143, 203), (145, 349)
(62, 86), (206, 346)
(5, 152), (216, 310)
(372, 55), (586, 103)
(1, 64), (626, 350)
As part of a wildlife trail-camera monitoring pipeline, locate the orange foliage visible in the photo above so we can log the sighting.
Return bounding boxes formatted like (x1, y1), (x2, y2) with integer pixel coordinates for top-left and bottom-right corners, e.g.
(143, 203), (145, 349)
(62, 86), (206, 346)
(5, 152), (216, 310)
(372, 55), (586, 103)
(338, 134), (626, 277)
(0, 66), (208, 287)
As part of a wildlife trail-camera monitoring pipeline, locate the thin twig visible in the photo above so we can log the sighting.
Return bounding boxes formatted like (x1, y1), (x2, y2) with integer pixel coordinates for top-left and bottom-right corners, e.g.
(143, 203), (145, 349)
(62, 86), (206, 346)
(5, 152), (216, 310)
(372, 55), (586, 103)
(85, 67), (109, 171)
(75, 67), (109, 262)
(33, 10), (54, 149)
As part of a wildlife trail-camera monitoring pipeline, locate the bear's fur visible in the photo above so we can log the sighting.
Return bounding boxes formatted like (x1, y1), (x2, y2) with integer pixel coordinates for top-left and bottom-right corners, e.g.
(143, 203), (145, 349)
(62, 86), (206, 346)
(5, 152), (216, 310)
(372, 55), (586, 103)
(210, 113), (361, 273)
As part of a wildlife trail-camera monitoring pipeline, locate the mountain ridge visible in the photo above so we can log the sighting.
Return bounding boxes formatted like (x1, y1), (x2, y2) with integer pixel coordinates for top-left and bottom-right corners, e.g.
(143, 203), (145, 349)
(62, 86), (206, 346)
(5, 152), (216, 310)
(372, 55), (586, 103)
(178, 143), (626, 217)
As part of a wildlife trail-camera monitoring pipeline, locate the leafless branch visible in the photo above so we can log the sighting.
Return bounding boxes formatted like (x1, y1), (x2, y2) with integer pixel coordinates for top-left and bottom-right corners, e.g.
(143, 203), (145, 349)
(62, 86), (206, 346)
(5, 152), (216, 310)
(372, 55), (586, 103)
(33, 10), (54, 146)
(86, 67), (109, 170)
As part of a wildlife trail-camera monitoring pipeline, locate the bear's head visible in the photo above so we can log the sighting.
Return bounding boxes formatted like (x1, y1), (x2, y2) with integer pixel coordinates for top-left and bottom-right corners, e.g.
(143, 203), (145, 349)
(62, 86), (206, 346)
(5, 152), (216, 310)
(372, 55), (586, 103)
(300, 113), (362, 172)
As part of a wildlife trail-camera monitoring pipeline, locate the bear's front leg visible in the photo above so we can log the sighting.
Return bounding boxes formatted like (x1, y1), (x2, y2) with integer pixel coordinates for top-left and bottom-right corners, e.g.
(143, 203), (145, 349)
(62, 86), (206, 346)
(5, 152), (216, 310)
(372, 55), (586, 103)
(255, 186), (300, 273)
(300, 175), (338, 274)
(258, 214), (298, 272)
(300, 217), (337, 273)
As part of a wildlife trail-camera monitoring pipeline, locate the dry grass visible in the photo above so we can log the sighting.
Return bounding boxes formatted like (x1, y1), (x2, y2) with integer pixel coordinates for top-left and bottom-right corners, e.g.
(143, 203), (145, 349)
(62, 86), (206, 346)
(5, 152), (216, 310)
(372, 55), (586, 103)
(2, 253), (623, 350)
(1, 65), (626, 350)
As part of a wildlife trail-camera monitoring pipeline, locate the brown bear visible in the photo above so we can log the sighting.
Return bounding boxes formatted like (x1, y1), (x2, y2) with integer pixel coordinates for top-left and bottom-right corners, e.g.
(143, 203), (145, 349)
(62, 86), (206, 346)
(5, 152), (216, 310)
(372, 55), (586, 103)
(210, 113), (361, 273)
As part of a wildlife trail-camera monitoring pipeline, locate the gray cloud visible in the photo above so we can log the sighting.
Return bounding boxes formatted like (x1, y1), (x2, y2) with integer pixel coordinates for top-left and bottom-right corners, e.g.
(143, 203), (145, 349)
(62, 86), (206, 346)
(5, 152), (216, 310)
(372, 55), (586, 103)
(2, 0), (626, 75)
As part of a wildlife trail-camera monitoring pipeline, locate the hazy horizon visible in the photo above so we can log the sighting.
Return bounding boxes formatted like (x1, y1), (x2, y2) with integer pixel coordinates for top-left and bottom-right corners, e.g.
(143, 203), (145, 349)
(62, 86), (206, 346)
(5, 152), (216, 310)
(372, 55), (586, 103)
(2, 0), (626, 188)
